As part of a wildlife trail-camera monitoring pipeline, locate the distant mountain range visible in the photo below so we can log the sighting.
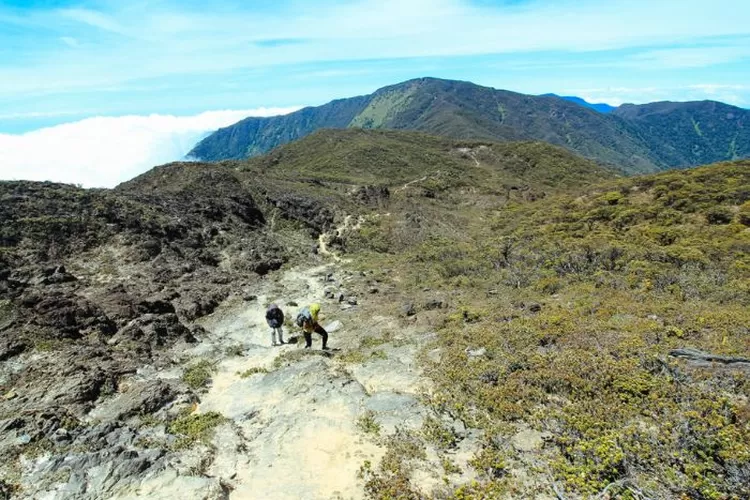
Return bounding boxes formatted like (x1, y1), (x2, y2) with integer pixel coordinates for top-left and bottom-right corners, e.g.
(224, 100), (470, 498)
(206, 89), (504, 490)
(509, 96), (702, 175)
(541, 94), (616, 113)
(189, 77), (750, 174)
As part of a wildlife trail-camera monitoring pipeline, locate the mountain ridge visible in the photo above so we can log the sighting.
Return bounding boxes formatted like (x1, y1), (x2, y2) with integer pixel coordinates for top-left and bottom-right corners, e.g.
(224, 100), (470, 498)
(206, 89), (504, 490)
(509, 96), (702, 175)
(189, 77), (750, 175)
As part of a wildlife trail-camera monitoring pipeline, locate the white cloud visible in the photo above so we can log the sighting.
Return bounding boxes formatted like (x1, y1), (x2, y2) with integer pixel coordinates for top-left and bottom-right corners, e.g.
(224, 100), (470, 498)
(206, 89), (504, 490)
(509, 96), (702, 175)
(0, 107), (300, 188)
(3, 0), (749, 98)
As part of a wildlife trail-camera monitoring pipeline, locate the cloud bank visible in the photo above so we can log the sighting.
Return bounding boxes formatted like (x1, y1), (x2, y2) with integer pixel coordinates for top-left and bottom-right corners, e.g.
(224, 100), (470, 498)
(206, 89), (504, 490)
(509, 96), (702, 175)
(0, 107), (300, 188)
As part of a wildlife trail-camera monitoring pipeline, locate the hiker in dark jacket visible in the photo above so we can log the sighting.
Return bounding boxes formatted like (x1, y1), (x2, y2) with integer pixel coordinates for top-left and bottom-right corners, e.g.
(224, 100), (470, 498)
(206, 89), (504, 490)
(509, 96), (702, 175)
(266, 303), (285, 346)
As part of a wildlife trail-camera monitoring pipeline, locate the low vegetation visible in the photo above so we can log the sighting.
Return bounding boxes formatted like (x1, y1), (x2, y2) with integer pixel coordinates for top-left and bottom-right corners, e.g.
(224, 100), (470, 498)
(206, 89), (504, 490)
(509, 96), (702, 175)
(182, 360), (216, 390)
(168, 411), (227, 449)
(357, 411), (382, 437)
(348, 160), (750, 498)
(238, 367), (268, 378)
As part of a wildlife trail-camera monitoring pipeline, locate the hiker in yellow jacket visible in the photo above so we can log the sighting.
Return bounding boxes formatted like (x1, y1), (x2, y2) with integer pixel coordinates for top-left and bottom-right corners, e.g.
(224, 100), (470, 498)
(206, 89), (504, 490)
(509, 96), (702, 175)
(296, 303), (329, 350)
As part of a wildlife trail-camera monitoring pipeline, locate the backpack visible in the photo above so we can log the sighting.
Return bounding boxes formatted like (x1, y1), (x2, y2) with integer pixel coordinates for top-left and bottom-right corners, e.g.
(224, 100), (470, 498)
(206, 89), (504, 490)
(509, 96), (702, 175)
(296, 307), (312, 327)
(295, 313), (306, 327)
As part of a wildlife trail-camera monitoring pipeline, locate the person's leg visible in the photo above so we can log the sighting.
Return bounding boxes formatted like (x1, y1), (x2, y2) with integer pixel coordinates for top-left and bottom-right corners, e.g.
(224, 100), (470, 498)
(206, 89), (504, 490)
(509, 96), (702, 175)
(304, 331), (312, 348)
(277, 326), (285, 344)
(271, 328), (277, 346)
(314, 323), (329, 349)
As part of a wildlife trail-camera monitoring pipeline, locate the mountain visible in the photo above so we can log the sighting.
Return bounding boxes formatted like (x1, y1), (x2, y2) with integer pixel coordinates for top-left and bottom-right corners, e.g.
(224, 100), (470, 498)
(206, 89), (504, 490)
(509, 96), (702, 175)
(188, 77), (750, 174)
(190, 78), (659, 174)
(541, 93), (616, 113)
(613, 100), (750, 168)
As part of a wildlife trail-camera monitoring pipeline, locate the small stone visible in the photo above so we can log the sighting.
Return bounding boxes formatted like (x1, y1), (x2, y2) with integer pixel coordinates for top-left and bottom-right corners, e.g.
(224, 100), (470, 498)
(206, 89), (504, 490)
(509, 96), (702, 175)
(528, 303), (542, 313)
(368, 288), (379, 294)
(402, 303), (416, 316)
(3, 390), (17, 400)
(243, 294), (257, 302)
(51, 428), (71, 444)
(465, 347), (487, 358)
(17, 434), (31, 445)
(325, 320), (343, 333)
(347, 297), (358, 306)
(325, 290), (335, 299)
(512, 428), (546, 452)
(424, 299), (443, 310)
(338, 293), (345, 302)
(287, 301), (298, 307)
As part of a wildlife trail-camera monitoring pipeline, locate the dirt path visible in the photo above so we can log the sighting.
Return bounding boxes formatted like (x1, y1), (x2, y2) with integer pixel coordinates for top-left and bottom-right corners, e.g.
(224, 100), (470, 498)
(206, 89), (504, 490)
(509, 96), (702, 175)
(125, 263), (435, 500)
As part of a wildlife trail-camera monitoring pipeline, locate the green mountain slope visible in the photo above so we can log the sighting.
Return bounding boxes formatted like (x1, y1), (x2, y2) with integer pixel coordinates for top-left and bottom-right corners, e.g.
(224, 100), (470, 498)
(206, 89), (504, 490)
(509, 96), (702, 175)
(188, 77), (750, 174)
(339, 157), (750, 498)
(613, 100), (750, 167)
(240, 128), (614, 188)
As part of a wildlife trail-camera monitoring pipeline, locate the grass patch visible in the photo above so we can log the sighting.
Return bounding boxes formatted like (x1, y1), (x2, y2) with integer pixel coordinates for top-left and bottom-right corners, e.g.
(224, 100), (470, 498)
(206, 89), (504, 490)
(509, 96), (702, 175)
(224, 344), (245, 357)
(238, 367), (268, 378)
(356, 411), (382, 437)
(182, 360), (216, 390)
(168, 411), (227, 449)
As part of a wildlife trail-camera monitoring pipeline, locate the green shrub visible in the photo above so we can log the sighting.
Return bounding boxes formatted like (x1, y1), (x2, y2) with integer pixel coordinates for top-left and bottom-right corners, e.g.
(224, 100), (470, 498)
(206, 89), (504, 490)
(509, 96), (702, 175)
(182, 360), (216, 390)
(706, 206), (734, 225)
(356, 411), (382, 436)
(238, 367), (268, 378)
(168, 411), (226, 448)
(738, 201), (750, 226)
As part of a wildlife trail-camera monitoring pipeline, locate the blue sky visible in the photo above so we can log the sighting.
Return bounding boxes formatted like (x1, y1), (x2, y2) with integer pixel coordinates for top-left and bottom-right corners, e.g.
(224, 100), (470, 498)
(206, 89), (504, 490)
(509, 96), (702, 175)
(1, 0), (749, 186)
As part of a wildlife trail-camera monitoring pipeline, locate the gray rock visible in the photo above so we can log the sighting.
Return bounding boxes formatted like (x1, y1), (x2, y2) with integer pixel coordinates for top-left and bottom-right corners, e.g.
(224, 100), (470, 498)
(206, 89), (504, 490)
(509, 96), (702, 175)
(90, 380), (177, 422)
(347, 297), (358, 306)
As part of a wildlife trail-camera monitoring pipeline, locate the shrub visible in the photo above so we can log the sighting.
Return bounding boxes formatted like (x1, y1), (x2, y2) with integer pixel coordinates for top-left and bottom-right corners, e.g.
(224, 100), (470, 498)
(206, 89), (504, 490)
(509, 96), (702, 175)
(182, 360), (216, 390)
(738, 201), (750, 226)
(238, 367), (267, 378)
(169, 411), (227, 448)
(356, 411), (382, 436)
(706, 206), (734, 225)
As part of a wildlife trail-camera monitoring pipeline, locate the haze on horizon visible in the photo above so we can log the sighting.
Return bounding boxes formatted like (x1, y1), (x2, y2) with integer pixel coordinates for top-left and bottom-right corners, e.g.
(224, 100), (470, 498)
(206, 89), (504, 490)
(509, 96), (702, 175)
(1, 0), (749, 187)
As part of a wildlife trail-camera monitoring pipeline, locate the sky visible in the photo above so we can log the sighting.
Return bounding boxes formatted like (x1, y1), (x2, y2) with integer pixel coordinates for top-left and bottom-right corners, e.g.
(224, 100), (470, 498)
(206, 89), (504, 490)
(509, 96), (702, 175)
(1, 0), (749, 186)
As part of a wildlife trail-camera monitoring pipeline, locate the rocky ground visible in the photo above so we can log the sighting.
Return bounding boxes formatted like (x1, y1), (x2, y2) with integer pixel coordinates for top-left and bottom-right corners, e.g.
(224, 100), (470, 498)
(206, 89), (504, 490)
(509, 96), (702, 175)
(0, 153), (586, 499)
(3, 260), (485, 499)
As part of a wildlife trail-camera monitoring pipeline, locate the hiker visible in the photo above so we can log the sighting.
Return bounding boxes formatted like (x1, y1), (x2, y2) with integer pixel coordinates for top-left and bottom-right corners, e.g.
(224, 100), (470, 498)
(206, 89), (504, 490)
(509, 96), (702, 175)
(296, 303), (329, 350)
(266, 303), (285, 346)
